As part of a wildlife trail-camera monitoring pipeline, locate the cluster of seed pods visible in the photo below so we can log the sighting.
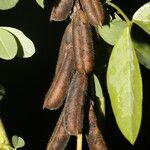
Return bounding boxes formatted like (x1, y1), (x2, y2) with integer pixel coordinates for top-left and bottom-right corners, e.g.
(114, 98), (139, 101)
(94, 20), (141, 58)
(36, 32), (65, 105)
(43, 0), (107, 149)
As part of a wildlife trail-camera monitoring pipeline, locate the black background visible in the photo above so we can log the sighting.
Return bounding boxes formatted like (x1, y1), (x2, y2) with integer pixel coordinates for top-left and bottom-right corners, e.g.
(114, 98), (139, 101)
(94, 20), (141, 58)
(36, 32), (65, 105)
(0, 0), (149, 149)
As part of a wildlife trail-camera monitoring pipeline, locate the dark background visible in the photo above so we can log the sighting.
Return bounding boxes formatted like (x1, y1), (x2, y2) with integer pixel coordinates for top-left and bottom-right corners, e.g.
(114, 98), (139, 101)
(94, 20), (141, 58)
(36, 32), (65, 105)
(0, 0), (149, 149)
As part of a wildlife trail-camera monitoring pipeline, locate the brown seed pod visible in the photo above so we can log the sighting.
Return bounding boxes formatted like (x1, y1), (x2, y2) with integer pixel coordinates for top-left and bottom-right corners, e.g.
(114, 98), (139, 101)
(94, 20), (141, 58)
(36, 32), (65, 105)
(43, 47), (74, 110)
(64, 72), (88, 135)
(55, 22), (73, 75)
(47, 108), (70, 150)
(86, 103), (107, 150)
(50, 0), (74, 21)
(80, 0), (105, 26)
(72, 10), (84, 73)
(72, 10), (94, 74)
(80, 11), (94, 73)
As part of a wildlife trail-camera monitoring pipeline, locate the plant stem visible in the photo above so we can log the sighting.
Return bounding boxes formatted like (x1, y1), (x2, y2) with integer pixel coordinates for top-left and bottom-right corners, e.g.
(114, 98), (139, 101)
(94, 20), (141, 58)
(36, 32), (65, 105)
(107, 1), (130, 24)
(77, 134), (82, 150)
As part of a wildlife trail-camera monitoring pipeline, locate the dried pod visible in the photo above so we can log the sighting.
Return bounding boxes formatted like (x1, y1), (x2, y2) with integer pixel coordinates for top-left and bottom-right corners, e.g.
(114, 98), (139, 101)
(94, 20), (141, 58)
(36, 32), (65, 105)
(80, 11), (94, 73)
(64, 72), (88, 135)
(43, 44), (74, 110)
(86, 104), (107, 150)
(55, 22), (73, 74)
(73, 10), (94, 74)
(80, 0), (104, 26)
(47, 108), (70, 150)
(50, 0), (74, 21)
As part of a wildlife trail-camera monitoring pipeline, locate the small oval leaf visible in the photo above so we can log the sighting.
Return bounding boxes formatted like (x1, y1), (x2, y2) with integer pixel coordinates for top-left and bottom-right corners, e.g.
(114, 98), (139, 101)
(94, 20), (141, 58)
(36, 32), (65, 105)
(1, 27), (35, 58)
(12, 135), (25, 149)
(0, 0), (19, 10)
(98, 17), (127, 45)
(94, 74), (105, 116)
(133, 2), (150, 34)
(107, 27), (142, 144)
(36, 0), (44, 8)
(0, 28), (17, 60)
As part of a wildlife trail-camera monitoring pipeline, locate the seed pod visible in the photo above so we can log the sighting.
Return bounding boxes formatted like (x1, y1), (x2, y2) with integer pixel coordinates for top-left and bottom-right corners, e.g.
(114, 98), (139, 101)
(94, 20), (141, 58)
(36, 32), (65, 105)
(55, 22), (73, 75)
(80, 0), (104, 26)
(72, 11), (84, 73)
(86, 104), (107, 150)
(43, 47), (74, 110)
(80, 11), (94, 73)
(64, 72), (88, 135)
(72, 10), (94, 74)
(50, 0), (74, 21)
(47, 108), (70, 150)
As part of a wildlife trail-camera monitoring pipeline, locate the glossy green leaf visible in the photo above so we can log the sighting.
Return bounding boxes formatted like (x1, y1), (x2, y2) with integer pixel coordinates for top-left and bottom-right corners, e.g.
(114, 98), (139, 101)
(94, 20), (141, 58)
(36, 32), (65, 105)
(134, 40), (150, 69)
(107, 27), (142, 144)
(133, 2), (150, 34)
(0, 85), (5, 101)
(36, 0), (44, 8)
(0, 0), (19, 10)
(98, 16), (127, 45)
(0, 28), (17, 60)
(12, 136), (25, 149)
(1, 27), (35, 58)
(94, 75), (105, 116)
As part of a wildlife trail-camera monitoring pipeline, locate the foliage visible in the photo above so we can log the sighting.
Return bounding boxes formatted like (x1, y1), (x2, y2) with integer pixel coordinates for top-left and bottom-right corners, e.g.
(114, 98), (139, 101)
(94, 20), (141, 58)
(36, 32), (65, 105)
(0, 0), (19, 10)
(94, 74), (105, 116)
(36, 0), (44, 8)
(97, 1), (150, 144)
(12, 136), (25, 150)
(0, 0), (34, 149)
(133, 2), (150, 35)
(98, 14), (127, 45)
(0, 27), (35, 60)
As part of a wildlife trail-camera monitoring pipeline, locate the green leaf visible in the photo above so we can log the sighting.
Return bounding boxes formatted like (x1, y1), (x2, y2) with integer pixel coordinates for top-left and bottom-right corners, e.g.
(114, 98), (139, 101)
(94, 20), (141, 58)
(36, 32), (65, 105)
(98, 16), (127, 45)
(36, 0), (44, 8)
(0, 118), (9, 149)
(0, 28), (17, 60)
(0, 0), (19, 10)
(1, 27), (35, 58)
(133, 2), (150, 34)
(133, 40), (150, 69)
(0, 85), (5, 101)
(94, 75), (105, 116)
(107, 27), (142, 144)
(12, 136), (25, 149)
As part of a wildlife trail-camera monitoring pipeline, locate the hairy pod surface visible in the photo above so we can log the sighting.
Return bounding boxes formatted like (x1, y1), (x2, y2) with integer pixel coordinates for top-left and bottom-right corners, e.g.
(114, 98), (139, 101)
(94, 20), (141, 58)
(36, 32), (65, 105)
(86, 104), (107, 150)
(55, 22), (73, 75)
(47, 108), (70, 150)
(64, 72), (88, 135)
(73, 10), (94, 74)
(80, 0), (104, 26)
(50, 0), (74, 21)
(43, 46), (74, 110)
